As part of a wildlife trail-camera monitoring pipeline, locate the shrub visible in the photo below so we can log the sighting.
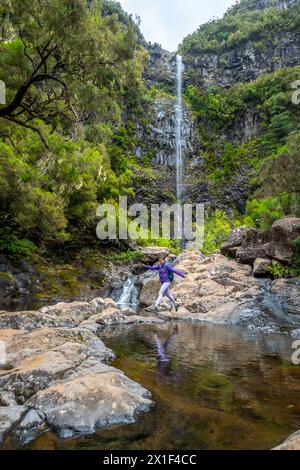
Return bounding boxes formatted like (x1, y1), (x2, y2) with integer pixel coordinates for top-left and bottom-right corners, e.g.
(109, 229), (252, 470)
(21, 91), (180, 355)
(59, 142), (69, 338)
(244, 197), (286, 231)
(202, 210), (233, 256)
(0, 228), (37, 257)
(267, 261), (290, 279)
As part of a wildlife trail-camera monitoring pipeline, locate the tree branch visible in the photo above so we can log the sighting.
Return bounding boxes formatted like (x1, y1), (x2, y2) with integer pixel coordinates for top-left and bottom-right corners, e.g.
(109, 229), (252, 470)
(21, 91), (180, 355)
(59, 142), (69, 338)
(2, 115), (48, 148)
(0, 134), (20, 153)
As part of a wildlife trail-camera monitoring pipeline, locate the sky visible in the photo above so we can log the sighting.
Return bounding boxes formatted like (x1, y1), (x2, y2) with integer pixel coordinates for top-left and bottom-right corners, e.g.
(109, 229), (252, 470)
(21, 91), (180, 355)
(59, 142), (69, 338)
(119, 0), (237, 51)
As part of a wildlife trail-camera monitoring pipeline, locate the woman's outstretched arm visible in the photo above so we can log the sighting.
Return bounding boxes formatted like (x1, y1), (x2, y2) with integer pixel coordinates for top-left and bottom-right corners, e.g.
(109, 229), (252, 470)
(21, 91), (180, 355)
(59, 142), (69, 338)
(145, 264), (160, 271)
(167, 265), (186, 278)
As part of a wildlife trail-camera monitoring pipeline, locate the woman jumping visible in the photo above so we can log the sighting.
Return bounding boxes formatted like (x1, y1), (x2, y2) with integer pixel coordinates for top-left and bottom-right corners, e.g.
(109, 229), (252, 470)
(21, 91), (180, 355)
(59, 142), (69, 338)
(144, 257), (186, 312)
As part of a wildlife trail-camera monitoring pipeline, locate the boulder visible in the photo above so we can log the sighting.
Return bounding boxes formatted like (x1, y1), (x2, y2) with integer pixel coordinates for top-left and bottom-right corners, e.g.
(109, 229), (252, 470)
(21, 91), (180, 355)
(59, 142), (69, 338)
(139, 277), (161, 306)
(270, 279), (300, 317)
(139, 252), (256, 324)
(87, 306), (163, 328)
(263, 217), (300, 264)
(253, 258), (272, 277)
(28, 369), (153, 438)
(221, 227), (248, 257)
(0, 405), (27, 443)
(273, 430), (300, 450)
(0, 327), (114, 367)
(236, 228), (268, 264)
(139, 246), (170, 263)
(142, 251), (300, 331)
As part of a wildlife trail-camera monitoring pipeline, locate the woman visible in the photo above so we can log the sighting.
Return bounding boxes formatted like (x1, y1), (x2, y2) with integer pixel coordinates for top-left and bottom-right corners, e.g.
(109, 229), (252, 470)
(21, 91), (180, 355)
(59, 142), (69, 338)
(144, 257), (186, 312)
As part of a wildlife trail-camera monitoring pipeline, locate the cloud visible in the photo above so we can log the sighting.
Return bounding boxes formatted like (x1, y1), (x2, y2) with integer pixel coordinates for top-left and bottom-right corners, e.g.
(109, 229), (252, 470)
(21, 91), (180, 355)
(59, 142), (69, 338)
(119, 0), (237, 51)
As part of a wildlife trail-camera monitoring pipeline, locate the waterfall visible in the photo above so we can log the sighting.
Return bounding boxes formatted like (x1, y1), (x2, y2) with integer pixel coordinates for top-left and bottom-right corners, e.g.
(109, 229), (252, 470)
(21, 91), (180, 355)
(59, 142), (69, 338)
(117, 277), (139, 310)
(175, 55), (185, 244)
(175, 54), (184, 205)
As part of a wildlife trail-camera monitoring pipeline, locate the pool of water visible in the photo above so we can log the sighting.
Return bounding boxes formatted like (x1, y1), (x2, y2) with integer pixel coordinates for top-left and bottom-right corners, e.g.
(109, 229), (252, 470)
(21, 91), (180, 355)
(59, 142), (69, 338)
(4, 322), (300, 450)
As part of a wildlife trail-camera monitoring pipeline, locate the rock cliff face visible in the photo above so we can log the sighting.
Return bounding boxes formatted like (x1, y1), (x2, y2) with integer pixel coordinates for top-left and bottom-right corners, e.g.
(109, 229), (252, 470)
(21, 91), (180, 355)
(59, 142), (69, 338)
(143, 43), (176, 90)
(135, 0), (300, 212)
(134, 94), (201, 204)
(183, 30), (300, 89)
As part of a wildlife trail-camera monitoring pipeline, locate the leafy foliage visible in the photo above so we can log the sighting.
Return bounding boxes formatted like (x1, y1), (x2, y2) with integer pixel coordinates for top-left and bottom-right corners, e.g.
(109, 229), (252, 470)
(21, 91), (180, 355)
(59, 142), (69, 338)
(267, 261), (290, 279)
(0, 228), (36, 257)
(0, 0), (147, 251)
(180, 0), (300, 55)
(202, 210), (236, 256)
(184, 57), (300, 223)
(243, 196), (287, 231)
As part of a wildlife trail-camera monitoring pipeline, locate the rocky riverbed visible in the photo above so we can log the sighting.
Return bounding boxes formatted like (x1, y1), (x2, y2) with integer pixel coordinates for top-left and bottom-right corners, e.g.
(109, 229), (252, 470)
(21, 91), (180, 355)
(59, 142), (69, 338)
(140, 251), (300, 333)
(0, 298), (162, 445)
(0, 249), (300, 448)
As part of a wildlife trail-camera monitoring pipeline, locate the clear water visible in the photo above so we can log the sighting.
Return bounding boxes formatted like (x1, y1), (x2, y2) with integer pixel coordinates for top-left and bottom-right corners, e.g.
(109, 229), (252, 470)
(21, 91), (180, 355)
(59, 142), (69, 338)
(5, 321), (300, 450)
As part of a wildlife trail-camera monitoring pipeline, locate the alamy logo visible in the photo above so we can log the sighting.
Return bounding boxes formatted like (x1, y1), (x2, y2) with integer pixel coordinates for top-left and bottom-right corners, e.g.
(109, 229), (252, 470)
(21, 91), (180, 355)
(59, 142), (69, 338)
(96, 197), (205, 247)
(0, 340), (6, 367)
(291, 80), (300, 105)
(292, 340), (300, 365)
(0, 80), (6, 105)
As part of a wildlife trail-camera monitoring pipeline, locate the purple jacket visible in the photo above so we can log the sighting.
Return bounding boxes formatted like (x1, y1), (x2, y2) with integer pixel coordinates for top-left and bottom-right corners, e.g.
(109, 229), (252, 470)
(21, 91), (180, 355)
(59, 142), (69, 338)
(146, 262), (186, 284)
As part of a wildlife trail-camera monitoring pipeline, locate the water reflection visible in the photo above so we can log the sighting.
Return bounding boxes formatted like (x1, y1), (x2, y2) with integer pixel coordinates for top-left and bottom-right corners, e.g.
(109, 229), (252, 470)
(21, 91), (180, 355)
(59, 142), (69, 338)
(154, 325), (179, 384)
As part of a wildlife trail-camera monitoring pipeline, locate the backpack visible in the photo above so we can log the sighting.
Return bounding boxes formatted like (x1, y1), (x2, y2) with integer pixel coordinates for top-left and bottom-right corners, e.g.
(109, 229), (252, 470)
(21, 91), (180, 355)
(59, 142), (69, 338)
(166, 262), (174, 282)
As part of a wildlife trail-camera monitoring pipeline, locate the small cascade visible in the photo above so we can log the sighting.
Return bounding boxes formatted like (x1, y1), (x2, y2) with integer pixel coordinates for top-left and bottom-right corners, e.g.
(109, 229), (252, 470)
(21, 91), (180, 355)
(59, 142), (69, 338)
(117, 276), (139, 311)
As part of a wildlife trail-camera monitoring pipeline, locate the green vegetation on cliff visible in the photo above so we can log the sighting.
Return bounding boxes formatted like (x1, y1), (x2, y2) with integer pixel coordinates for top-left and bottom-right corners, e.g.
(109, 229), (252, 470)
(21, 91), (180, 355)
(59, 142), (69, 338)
(180, 0), (300, 55)
(185, 64), (300, 228)
(179, 0), (300, 232)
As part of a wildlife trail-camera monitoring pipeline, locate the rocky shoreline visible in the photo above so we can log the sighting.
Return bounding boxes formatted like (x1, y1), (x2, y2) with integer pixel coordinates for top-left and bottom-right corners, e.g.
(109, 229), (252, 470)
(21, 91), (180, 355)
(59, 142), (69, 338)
(0, 297), (162, 445)
(0, 247), (300, 448)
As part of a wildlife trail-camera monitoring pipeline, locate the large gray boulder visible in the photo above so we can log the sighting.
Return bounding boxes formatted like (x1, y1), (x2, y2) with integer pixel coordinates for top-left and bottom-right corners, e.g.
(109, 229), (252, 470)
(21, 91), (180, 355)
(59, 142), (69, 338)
(220, 227), (248, 257)
(139, 246), (170, 262)
(0, 311), (77, 331)
(263, 217), (300, 264)
(0, 297), (155, 443)
(139, 277), (161, 306)
(28, 367), (153, 438)
(236, 228), (268, 264)
(39, 300), (99, 323)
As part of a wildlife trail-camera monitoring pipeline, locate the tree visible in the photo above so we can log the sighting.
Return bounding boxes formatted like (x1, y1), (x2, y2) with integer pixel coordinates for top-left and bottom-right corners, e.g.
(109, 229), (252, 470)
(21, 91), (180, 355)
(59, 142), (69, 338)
(0, 0), (143, 145)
